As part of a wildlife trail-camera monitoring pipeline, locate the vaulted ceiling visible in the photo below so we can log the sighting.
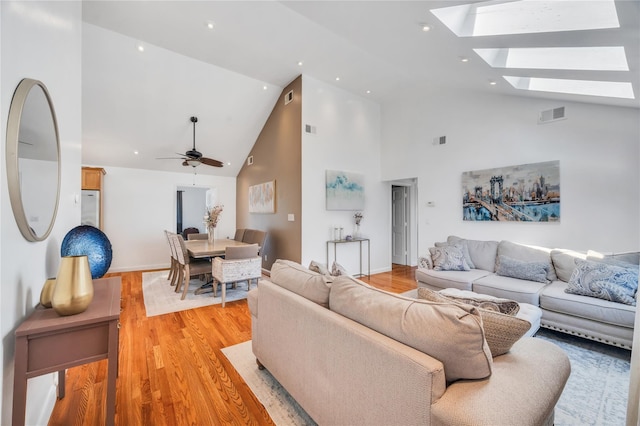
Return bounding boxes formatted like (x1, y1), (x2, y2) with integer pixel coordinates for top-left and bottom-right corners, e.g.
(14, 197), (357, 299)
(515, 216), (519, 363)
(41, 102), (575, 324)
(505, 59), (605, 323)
(81, 1), (639, 177)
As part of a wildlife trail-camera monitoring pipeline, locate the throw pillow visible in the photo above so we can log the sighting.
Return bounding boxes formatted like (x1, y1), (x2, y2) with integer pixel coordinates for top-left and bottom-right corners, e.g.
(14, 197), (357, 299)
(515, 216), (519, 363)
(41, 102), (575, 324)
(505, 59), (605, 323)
(435, 241), (475, 269)
(331, 261), (349, 276)
(565, 259), (638, 306)
(429, 246), (470, 271)
(417, 288), (530, 357)
(308, 260), (331, 276)
(495, 255), (549, 283)
(448, 236), (499, 272)
(438, 288), (520, 315)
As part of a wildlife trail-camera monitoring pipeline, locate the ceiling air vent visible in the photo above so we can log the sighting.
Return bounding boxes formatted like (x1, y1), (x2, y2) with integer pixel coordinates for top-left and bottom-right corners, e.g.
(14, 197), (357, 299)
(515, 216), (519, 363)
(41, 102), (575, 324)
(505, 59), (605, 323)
(247, 155), (253, 166)
(432, 136), (446, 146)
(284, 90), (294, 105)
(538, 107), (566, 124)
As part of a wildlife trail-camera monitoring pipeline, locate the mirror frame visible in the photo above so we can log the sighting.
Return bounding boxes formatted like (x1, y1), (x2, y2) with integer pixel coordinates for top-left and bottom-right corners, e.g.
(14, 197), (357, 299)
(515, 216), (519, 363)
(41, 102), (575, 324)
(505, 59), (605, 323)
(6, 78), (61, 242)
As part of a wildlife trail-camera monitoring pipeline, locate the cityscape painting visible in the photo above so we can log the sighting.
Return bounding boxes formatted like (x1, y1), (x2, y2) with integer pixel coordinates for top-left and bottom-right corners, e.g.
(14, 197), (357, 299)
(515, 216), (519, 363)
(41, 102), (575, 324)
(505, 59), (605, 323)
(462, 161), (560, 222)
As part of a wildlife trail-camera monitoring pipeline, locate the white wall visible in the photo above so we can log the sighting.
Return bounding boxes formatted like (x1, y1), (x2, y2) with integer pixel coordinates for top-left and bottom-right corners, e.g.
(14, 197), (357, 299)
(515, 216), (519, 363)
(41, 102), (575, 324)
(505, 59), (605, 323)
(96, 166), (236, 272)
(301, 76), (390, 274)
(381, 89), (640, 254)
(1, 2), (82, 424)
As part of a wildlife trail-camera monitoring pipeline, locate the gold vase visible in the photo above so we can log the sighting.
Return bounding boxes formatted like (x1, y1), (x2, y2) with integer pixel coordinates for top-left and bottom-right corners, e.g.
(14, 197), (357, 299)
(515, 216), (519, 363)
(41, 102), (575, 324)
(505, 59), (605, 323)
(52, 255), (94, 316)
(39, 277), (56, 308)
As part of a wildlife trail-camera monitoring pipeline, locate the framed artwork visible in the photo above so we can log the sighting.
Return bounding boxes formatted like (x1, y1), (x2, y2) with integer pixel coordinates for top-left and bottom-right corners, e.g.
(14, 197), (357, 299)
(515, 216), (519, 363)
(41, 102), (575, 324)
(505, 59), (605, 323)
(462, 160), (560, 222)
(249, 180), (275, 213)
(326, 170), (365, 210)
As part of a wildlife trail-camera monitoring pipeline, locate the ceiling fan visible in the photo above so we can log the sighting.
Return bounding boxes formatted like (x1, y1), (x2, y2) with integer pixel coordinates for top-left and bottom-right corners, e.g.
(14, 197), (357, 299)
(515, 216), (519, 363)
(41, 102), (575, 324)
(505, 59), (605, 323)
(158, 116), (223, 168)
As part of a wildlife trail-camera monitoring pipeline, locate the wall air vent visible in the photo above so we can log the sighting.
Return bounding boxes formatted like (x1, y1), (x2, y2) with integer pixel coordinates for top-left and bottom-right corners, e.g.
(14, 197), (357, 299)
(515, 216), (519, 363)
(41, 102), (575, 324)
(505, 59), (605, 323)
(538, 107), (566, 124)
(247, 155), (254, 166)
(432, 136), (446, 146)
(284, 90), (294, 105)
(305, 124), (317, 134)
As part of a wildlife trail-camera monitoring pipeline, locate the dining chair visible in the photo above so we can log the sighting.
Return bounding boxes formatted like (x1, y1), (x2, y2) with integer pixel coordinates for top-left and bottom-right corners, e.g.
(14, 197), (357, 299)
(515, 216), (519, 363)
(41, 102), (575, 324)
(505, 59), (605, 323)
(172, 234), (212, 300)
(247, 230), (267, 255)
(233, 228), (246, 242)
(164, 230), (179, 286)
(182, 227), (199, 239)
(187, 233), (208, 240)
(211, 244), (261, 307)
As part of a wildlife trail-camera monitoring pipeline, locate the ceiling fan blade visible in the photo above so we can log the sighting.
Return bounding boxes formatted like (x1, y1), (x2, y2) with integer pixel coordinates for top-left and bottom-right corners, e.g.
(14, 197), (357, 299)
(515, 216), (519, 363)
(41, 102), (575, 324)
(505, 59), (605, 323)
(157, 156), (186, 160)
(201, 157), (224, 167)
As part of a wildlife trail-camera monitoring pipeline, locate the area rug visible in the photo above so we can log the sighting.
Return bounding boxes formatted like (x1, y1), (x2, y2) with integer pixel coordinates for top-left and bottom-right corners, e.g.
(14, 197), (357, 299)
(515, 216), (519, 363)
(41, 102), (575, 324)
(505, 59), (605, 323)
(222, 332), (630, 426)
(142, 270), (252, 317)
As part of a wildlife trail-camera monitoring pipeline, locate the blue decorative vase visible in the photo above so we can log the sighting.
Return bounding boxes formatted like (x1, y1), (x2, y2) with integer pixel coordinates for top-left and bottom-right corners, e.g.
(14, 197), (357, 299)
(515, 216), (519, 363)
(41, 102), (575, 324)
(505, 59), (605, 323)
(61, 225), (113, 279)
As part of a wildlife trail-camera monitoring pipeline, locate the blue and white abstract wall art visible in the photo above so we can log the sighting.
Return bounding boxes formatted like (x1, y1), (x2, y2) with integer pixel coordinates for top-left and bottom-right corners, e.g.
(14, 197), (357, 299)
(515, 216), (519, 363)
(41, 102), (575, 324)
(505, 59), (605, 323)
(326, 170), (365, 210)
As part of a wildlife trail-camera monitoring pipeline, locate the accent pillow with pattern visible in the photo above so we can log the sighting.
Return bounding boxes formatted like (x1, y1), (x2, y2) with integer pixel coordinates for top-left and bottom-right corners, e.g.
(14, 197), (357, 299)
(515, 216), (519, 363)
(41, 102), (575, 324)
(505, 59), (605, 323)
(565, 259), (638, 306)
(429, 245), (470, 271)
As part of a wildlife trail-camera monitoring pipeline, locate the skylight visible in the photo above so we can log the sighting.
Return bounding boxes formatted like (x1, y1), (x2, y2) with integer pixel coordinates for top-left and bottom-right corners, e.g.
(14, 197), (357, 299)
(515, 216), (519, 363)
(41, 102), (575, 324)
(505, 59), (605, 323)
(503, 76), (635, 99)
(474, 47), (629, 71)
(431, 0), (620, 37)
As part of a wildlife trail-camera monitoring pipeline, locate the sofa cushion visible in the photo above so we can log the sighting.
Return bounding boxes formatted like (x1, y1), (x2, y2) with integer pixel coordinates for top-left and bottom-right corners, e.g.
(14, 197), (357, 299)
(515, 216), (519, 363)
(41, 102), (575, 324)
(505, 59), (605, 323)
(497, 240), (557, 281)
(417, 288), (530, 357)
(330, 276), (492, 382)
(429, 246), (470, 271)
(496, 255), (549, 283)
(438, 288), (520, 315)
(472, 274), (547, 305)
(541, 280), (636, 327)
(448, 236), (498, 272)
(270, 259), (331, 307)
(565, 259), (638, 306)
(435, 240), (475, 269)
(551, 249), (587, 282)
(416, 268), (493, 291)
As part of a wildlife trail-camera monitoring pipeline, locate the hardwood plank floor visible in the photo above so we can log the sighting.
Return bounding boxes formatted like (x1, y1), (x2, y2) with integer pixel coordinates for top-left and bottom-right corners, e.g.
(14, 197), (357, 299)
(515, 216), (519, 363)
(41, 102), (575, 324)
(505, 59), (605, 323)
(48, 264), (417, 425)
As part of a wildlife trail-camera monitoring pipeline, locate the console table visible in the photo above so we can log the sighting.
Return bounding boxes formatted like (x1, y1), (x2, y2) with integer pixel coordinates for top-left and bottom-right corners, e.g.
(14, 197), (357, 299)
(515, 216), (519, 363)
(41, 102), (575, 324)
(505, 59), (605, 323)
(326, 238), (370, 278)
(12, 276), (121, 426)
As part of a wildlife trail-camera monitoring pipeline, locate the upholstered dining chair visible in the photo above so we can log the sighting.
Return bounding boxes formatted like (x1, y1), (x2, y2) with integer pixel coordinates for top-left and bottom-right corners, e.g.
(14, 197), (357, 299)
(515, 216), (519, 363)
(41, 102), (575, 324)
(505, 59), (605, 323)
(211, 244), (261, 307)
(164, 230), (180, 286)
(233, 228), (246, 242)
(187, 233), (208, 240)
(172, 234), (211, 300)
(246, 230), (267, 255)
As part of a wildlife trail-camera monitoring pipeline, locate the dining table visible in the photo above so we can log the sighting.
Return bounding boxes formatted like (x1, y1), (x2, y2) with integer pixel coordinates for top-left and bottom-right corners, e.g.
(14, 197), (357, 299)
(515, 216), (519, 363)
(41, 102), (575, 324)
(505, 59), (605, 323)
(184, 238), (254, 259)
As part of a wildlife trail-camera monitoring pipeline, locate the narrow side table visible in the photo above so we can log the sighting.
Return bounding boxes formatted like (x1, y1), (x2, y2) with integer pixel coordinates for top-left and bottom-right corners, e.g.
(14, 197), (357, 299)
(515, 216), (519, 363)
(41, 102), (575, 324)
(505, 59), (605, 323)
(12, 276), (121, 426)
(326, 238), (370, 278)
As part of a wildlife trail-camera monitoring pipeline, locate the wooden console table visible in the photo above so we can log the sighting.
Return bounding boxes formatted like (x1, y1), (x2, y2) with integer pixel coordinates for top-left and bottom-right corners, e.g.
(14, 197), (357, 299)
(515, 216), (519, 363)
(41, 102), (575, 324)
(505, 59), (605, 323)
(326, 238), (370, 278)
(12, 276), (121, 426)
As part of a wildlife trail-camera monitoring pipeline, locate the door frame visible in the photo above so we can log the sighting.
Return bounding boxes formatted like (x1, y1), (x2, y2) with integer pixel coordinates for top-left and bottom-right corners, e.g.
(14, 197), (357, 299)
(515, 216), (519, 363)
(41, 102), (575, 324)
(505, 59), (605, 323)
(389, 178), (418, 267)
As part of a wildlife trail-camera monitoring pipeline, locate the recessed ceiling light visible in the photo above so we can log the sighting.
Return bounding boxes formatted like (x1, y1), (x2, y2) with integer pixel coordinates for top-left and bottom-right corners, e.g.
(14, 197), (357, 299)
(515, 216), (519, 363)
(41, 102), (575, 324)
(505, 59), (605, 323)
(420, 23), (431, 32)
(503, 76), (635, 99)
(206, 21), (214, 30)
(460, 57), (469, 63)
(366, 90), (371, 94)
(136, 43), (144, 52)
(297, 61), (304, 66)
(335, 77), (340, 81)
(227, 162), (231, 166)
(263, 85), (268, 90)
(134, 150), (139, 155)
(489, 80), (497, 86)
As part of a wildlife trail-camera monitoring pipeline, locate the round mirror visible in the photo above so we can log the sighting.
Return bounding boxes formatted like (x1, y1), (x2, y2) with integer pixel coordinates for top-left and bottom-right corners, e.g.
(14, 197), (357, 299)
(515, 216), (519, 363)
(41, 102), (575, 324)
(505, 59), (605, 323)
(6, 78), (61, 242)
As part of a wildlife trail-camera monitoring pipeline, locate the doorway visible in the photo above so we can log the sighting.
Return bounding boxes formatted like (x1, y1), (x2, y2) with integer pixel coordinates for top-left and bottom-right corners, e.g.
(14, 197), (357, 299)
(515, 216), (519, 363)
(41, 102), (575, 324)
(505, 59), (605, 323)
(176, 186), (218, 234)
(390, 179), (418, 266)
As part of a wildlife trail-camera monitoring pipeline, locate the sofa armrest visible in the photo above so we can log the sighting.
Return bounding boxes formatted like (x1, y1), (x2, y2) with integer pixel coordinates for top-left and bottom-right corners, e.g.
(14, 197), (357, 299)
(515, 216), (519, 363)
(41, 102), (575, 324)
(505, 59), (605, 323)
(419, 254), (433, 270)
(431, 337), (570, 426)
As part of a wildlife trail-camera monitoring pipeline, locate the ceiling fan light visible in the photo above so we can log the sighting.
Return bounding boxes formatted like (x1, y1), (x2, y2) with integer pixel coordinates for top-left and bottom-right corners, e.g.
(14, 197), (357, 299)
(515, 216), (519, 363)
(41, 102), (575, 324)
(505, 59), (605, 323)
(186, 158), (201, 167)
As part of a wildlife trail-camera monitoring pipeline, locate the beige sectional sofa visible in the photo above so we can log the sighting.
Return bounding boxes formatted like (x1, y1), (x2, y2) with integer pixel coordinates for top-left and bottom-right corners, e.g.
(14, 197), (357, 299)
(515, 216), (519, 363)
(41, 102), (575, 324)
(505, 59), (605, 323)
(248, 259), (570, 426)
(416, 236), (638, 349)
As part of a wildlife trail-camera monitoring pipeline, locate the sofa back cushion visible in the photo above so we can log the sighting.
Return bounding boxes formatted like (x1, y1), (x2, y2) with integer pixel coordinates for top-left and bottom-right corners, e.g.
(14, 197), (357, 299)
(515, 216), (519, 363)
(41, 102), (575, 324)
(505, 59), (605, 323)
(497, 240), (557, 281)
(329, 275), (492, 382)
(270, 259), (331, 307)
(551, 249), (587, 282)
(448, 236), (498, 272)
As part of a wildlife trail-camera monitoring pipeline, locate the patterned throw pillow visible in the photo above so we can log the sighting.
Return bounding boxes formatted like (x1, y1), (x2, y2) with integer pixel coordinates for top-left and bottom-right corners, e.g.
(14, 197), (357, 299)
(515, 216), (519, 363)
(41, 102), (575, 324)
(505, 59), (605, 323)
(565, 259), (638, 306)
(495, 255), (549, 283)
(309, 260), (331, 276)
(435, 241), (476, 269)
(417, 288), (530, 357)
(429, 246), (470, 271)
(331, 261), (349, 277)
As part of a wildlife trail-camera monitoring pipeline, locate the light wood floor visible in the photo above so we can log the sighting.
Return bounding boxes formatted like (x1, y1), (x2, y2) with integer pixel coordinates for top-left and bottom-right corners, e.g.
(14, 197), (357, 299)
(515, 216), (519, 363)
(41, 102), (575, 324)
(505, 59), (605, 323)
(48, 264), (417, 425)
